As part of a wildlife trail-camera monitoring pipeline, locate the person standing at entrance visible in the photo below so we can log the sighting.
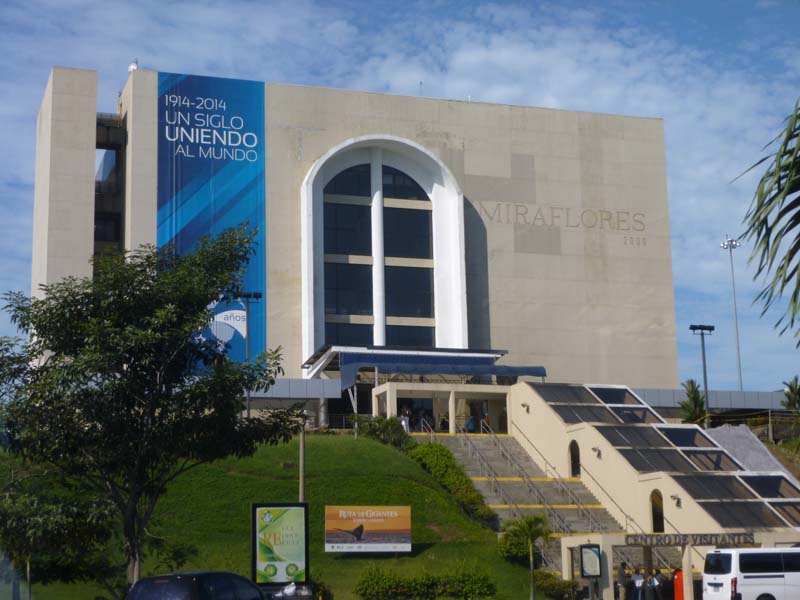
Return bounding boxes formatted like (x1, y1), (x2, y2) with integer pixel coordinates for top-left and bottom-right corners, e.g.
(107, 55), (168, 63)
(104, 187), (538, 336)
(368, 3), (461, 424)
(616, 562), (628, 600)
(631, 568), (644, 600)
(643, 573), (655, 600)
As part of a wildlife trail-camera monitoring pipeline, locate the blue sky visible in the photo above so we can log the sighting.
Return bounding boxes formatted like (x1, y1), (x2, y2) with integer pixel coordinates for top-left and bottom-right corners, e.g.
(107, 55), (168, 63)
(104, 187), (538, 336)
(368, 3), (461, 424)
(0, 0), (798, 391)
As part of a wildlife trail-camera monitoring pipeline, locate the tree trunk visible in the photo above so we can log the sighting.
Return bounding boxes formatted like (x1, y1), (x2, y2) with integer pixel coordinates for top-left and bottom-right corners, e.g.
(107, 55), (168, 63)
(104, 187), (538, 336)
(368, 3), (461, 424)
(11, 570), (20, 600)
(529, 542), (535, 600)
(126, 544), (141, 585)
(123, 507), (142, 585)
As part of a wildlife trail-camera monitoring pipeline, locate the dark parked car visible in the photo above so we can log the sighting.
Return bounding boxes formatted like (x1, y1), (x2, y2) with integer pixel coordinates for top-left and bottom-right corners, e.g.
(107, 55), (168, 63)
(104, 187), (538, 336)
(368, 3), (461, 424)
(128, 572), (264, 600)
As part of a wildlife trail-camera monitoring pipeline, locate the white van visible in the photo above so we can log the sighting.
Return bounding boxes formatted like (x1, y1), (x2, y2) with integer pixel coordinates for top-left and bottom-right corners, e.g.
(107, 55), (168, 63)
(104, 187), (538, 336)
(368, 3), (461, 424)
(703, 548), (800, 600)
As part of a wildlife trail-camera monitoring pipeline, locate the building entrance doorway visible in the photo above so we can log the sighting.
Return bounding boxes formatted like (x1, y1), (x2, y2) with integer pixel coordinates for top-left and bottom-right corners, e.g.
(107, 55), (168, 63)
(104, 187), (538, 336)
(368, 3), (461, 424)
(398, 397), (434, 432)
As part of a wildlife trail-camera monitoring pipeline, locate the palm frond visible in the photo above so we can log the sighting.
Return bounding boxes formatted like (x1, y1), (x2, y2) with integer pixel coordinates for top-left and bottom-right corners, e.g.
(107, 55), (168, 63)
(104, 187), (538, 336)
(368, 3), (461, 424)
(743, 98), (800, 345)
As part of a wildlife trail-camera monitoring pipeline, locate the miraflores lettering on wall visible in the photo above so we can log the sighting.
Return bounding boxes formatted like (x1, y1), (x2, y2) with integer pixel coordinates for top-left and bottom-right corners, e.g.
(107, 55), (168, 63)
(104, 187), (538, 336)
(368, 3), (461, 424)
(477, 200), (646, 232)
(624, 533), (756, 547)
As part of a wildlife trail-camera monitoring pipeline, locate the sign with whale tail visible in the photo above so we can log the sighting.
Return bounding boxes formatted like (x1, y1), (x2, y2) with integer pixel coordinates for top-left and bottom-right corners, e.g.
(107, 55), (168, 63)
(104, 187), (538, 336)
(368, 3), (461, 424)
(324, 505), (411, 552)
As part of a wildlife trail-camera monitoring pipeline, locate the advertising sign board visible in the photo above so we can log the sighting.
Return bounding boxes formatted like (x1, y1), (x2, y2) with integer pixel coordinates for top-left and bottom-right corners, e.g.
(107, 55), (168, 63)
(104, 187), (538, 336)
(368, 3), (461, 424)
(325, 505), (411, 552)
(580, 544), (601, 578)
(251, 503), (309, 585)
(157, 72), (266, 362)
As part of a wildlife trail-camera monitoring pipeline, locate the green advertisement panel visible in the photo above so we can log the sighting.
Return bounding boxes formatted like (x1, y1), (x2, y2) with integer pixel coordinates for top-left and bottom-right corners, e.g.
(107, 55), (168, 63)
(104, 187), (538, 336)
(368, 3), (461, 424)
(251, 503), (309, 585)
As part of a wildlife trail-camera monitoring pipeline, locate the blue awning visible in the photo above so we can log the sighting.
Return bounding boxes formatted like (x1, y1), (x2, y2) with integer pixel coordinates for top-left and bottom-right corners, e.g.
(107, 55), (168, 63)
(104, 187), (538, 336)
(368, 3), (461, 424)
(338, 351), (546, 389)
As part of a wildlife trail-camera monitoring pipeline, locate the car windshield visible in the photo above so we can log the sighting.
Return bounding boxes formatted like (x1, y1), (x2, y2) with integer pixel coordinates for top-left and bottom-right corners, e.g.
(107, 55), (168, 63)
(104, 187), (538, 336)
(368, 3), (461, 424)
(128, 578), (194, 600)
(704, 553), (732, 575)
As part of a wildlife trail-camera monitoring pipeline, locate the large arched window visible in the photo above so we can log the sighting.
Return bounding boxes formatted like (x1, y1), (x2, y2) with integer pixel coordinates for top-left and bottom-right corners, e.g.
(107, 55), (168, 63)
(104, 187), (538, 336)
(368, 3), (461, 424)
(301, 135), (468, 364)
(322, 163), (435, 347)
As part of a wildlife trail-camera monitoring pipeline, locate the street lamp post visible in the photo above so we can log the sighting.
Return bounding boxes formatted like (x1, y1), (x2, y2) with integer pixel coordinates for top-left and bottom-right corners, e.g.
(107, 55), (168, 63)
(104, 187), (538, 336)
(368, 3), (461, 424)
(238, 291), (262, 419)
(721, 235), (744, 391)
(690, 324), (715, 429)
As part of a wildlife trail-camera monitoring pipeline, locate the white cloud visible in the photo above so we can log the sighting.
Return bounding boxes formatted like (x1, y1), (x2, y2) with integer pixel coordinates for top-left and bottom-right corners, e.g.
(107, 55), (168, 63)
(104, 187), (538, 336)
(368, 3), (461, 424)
(0, 0), (798, 389)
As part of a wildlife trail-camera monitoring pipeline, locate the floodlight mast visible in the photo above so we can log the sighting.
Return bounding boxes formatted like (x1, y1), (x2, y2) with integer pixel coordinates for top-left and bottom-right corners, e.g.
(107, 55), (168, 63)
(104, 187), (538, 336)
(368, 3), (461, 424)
(690, 324), (714, 429)
(721, 235), (744, 391)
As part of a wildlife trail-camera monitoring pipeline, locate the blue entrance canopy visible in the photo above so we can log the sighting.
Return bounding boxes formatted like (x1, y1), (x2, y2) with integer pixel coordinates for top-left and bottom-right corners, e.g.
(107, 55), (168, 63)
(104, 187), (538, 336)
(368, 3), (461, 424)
(326, 349), (546, 389)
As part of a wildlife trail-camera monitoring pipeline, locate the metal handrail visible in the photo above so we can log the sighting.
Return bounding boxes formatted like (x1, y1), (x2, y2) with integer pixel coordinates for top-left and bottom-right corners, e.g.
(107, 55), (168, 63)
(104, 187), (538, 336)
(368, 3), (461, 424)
(478, 423), (572, 534)
(579, 462), (671, 569)
(508, 421), (654, 569)
(510, 422), (611, 532)
(458, 432), (556, 570)
(420, 418), (435, 443)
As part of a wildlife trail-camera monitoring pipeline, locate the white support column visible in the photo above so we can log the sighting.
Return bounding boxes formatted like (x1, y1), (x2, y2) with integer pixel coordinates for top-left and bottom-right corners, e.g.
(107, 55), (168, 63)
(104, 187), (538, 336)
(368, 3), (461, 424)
(318, 397), (328, 427)
(370, 148), (386, 345)
(448, 391), (456, 435)
(387, 384), (398, 417)
(371, 390), (380, 417)
(599, 541), (614, 600)
(561, 543), (572, 582)
(682, 544), (694, 600)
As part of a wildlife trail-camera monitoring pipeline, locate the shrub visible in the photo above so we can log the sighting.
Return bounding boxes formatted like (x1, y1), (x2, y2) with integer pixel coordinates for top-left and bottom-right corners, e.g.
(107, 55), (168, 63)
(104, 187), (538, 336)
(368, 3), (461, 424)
(353, 567), (402, 600)
(311, 577), (334, 600)
(361, 416), (409, 448)
(497, 527), (529, 565)
(353, 567), (495, 600)
(497, 515), (548, 567)
(408, 444), (497, 528)
(534, 570), (579, 599)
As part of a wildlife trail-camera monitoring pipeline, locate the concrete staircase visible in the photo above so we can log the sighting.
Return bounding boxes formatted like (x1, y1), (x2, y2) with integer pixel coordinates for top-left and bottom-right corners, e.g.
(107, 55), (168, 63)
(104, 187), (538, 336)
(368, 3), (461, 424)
(415, 432), (684, 573)
(417, 433), (629, 570)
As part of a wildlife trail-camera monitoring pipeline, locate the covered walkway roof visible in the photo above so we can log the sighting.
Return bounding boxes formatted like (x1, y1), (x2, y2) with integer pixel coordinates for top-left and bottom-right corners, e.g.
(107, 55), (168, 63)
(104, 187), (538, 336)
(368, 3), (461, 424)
(302, 345), (547, 389)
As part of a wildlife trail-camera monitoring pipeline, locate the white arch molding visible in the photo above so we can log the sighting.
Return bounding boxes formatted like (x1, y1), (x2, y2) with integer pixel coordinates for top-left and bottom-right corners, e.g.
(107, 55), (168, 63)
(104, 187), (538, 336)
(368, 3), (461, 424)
(301, 135), (469, 369)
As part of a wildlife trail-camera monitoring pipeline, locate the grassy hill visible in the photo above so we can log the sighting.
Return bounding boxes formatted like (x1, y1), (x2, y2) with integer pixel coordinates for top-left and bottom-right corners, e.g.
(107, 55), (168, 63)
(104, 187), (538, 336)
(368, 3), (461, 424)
(7, 435), (545, 599)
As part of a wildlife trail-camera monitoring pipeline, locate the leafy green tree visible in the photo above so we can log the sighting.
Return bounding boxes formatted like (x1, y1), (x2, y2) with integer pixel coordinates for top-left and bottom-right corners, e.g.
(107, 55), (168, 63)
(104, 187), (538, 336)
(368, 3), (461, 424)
(0, 465), (117, 597)
(742, 98), (800, 343)
(0, 226), (302, 587)
(783, 376), (800, 412)
(499, 514), (550, 600)
(679, 379), (706, 424)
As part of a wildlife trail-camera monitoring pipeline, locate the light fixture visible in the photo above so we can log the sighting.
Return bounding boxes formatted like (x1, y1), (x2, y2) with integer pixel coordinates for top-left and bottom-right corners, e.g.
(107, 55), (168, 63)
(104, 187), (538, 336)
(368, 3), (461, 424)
(591, 447), (601, 458)
(521, 402), (530, 413)
(670, 494), (682, 508)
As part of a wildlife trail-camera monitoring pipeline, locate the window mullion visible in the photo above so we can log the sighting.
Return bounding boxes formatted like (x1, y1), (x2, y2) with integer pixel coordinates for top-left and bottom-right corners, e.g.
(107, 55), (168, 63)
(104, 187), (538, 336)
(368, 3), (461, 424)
(370, 149), (386, 345)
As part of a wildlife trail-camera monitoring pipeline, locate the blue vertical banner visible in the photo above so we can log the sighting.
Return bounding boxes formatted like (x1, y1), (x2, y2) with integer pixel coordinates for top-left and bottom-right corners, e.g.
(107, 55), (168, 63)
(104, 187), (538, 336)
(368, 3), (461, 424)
(157, 73), (265, 362)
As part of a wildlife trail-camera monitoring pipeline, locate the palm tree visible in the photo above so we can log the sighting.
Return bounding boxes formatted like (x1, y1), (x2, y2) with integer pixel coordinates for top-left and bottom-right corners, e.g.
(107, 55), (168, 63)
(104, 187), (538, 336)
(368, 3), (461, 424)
(742, 98), (800, 345)
(680, 379), (706, 424)
(783, 376), (800, 440)
(783, 376), (800, 412)
(502, 514), (551, 600)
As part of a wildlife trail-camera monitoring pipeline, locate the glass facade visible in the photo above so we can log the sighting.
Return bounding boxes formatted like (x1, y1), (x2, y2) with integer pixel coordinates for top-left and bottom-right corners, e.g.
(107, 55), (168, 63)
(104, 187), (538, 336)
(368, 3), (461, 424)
(324, 323), (374, 347)
(384, 207), (432, 258)
(323, 163), (435, 346)
(324, 203), (371, 255)
(324, 163), (370, 196)
(385, 266), (434, 318)
(324, 263), (372, 315)
(386, 325), (435, 347)
(383, 165), (427, 200)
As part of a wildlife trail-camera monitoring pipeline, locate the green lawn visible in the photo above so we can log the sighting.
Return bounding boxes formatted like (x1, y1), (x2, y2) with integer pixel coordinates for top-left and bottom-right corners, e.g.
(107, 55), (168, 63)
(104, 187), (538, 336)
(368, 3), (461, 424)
(9, 435), (546, 599)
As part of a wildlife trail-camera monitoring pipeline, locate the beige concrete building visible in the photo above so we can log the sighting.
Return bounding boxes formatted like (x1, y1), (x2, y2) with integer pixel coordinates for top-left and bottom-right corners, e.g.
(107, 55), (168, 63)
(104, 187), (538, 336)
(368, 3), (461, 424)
(33, 69), (800, 598)
(32, 66), (678, 397)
